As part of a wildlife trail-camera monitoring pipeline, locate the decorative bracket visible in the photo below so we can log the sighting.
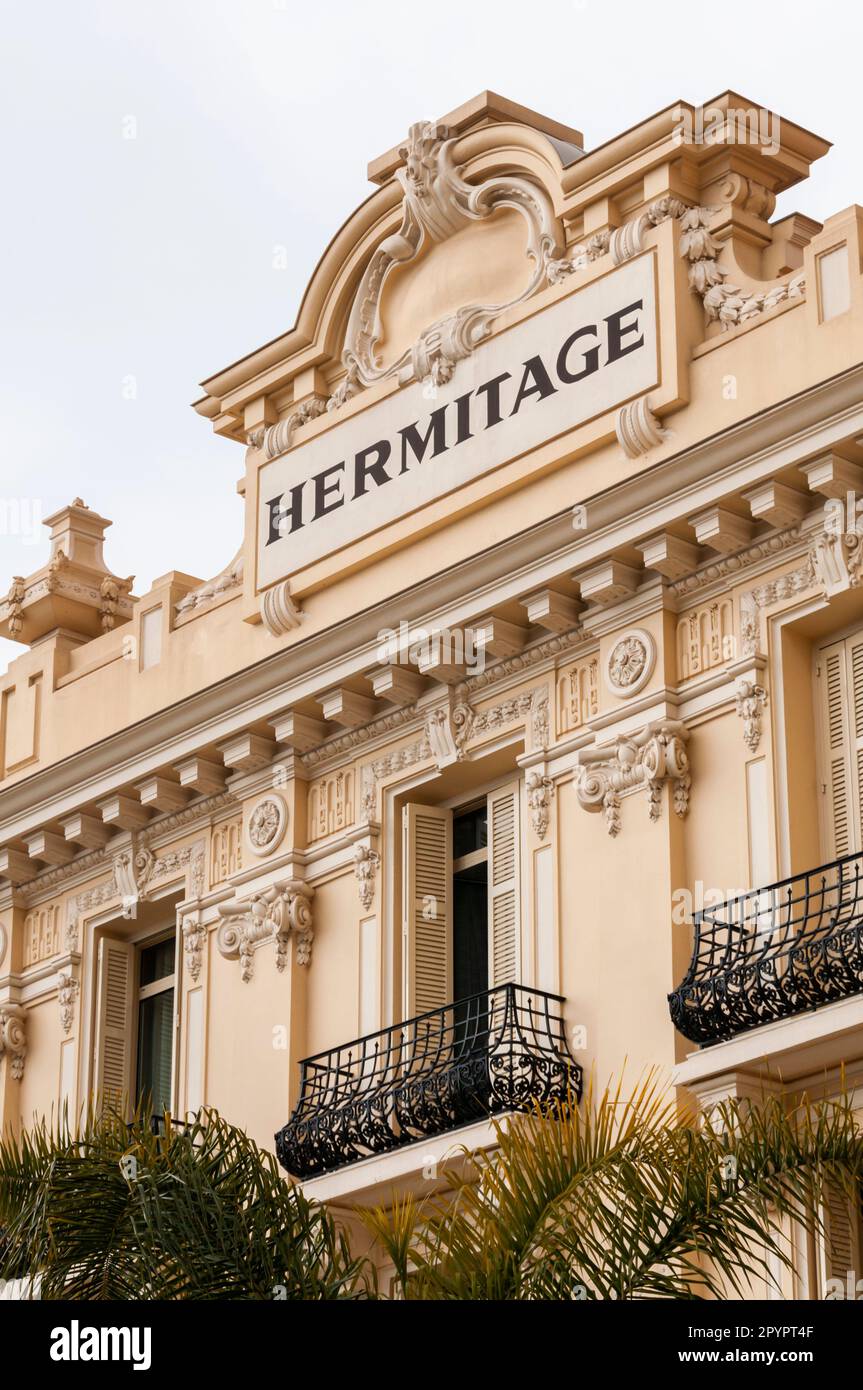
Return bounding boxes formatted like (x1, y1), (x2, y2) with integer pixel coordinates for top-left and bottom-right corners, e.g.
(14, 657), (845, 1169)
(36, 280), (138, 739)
(526, 769), (554, 840)
(736, 680), (768, 753)
(353, 843), (380, 911)
(0, 1006), (26, 1080)
(616, 396), (670, 458)
(182, 915), (207, 983)
(217, 882), (314, 981)
(576, 720), (691, 837)
(810, 524), (863, 597)
(57, 968), (80, 1036)
(260, 581), (304, 637)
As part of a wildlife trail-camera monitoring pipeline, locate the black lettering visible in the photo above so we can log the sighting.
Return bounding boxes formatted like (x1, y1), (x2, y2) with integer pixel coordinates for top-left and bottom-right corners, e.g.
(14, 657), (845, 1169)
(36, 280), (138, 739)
(312, 462), (345, 520)
(453, 391), (473, 445)
(510, 354), (558, 415)
(475, 372), (512, 428)
(556, 326), (600, 383)
(605, 299), (644, 363)
(354, 440), (392, 497)
(266, 483), (305, 543)
(399, 407), (448, 473)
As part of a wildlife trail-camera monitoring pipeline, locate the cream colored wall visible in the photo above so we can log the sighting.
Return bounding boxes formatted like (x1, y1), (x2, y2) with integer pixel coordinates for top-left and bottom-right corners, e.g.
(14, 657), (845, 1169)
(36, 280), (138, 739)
(4, 97), (863, 1223)
(15, 995), (60, 1132)
(4, 207), (863, 785)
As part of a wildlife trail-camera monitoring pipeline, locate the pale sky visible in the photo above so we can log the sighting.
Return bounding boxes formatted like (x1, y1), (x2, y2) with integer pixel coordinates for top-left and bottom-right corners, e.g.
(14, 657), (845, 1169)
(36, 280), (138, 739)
(2, 0), (862, 672)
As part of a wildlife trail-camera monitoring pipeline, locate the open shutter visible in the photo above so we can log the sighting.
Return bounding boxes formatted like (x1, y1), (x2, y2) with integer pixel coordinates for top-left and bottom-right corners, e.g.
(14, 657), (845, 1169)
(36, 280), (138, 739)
(403, 804), (452, 1016)
(846, 630), (863, 851)
(819, 1181), (861, 1296)
(93, 937), (135, 1105)
(488, 780), (521, 988)
(818, 640), (854, 859)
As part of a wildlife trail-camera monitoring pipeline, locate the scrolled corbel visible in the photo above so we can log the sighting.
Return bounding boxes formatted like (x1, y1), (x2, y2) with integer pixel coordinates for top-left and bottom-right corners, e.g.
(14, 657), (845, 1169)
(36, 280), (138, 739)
(217, 882), (314, 981)
(260, 582), (303, 637)
(0, 1005), (26, 1080)
(576, 720), (691, 836)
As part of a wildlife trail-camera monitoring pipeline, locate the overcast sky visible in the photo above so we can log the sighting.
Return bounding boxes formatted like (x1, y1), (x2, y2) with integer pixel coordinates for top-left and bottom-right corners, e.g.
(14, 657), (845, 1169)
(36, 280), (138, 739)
(2, 0), (862, 672)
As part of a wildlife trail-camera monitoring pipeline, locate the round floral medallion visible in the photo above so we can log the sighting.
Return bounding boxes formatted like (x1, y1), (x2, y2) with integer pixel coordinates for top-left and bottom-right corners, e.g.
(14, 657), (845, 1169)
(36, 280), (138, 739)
(605, 628), (656, 697)
(246, 795), (287, 857)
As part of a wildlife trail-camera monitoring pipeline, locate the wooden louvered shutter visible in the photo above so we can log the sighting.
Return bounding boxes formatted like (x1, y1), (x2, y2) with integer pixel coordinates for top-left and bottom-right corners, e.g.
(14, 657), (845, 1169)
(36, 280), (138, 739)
(819, 1181), (861, 1295)
(846, 631), (863, 850)
(403, 804), (452, 1016)
(819, 640), (854, 858)
(488, 781), (521, 987)
(93, 937), (135, 1104)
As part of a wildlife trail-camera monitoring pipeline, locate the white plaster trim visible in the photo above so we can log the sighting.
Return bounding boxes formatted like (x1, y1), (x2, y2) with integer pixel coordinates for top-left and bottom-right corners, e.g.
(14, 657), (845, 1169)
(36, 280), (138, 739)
(769, 594), (830, 877)
(673, 993), (863, 1090)
(299, 1113), (512, 1207)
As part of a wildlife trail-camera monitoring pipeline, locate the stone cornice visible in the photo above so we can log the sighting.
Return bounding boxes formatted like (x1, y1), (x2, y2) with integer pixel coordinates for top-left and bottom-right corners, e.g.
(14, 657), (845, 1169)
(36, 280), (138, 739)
(670, 525), (806, 601)
(15, 789), (236, 903)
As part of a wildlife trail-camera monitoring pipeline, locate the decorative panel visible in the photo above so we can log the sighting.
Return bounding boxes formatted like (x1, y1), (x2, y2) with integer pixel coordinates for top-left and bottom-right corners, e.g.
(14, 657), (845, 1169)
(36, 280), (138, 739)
(308, 768), (355, 842)
(556, 654), (599, 737)
(676, 599), (734, 681)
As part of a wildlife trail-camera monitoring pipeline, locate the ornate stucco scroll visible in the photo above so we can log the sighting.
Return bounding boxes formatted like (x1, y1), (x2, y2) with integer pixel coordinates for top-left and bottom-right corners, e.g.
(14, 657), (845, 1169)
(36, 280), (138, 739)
(216, 882), (314, 980)
(341, 120), (565, 391)
(576, 720), (691, 837)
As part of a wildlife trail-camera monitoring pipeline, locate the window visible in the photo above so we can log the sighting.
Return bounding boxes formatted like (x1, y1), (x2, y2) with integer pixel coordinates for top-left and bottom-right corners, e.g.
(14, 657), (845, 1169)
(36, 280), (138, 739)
(93, 931), (176, 1116)
(135, 937), (176, 1114)
(815, 630), (863, 859)
(453, 803), (488, 1003)
(817, 1180), (863, 1298)
(402, 780), (521, 1016)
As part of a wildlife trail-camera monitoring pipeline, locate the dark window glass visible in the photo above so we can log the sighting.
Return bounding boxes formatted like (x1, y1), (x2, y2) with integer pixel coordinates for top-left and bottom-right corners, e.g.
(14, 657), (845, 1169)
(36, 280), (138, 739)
(453, 806), (488, 859)
(135, 988), (174, 1114)
(139, 937), (176, 987)
(453, 861), (488, 1001)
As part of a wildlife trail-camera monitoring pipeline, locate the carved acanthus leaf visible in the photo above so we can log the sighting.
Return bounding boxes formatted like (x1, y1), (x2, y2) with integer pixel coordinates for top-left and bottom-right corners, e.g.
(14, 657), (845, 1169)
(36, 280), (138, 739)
(341, 120), (565, 391)
(736, 680), (768, 753)
(576, 720), (691, 836)
(353, 843), (380, 911)
(216, 882), (314, 980)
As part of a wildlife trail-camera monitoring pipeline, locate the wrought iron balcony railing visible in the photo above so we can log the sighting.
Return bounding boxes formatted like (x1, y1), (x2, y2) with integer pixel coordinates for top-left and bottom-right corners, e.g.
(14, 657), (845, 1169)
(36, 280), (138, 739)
(276, 984), (582, 1179)
(669, 852), (863, 1046)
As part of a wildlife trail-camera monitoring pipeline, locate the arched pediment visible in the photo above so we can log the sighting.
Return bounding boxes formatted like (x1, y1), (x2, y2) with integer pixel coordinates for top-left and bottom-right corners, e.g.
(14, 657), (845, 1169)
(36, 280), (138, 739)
(196, 113), (574, 433)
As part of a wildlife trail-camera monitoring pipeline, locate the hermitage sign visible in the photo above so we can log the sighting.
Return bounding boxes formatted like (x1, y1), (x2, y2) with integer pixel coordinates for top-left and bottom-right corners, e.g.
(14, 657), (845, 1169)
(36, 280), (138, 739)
(257, 254), (658, 588)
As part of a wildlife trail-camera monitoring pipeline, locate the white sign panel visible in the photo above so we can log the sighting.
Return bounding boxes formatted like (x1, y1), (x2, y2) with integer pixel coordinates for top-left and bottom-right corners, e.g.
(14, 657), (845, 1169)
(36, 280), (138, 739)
(257, 253), (658, 588)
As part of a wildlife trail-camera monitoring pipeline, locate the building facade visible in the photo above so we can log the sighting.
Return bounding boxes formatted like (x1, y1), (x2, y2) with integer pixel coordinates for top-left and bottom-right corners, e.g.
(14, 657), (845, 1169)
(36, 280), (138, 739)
(2, 90), (862, 1296)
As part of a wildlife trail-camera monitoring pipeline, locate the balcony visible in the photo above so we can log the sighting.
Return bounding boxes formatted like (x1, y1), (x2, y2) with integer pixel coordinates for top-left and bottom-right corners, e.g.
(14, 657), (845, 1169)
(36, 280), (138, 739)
(669, 853), (863, 1047)
(276, 984), (582, 1179)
